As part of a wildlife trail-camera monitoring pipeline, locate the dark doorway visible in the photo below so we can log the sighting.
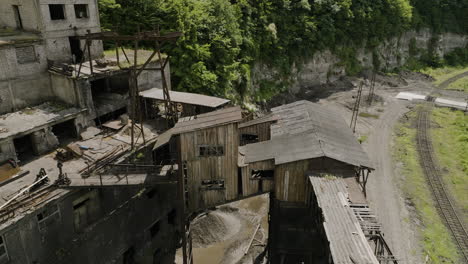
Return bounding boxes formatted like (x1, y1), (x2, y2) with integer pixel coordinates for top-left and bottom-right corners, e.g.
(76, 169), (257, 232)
(123, 247), (135, 264)
(69, 37), (83, 63)
(51, 119), (77, 145)
(238, 168), (243, 196)
(13, 135), (35, 164)
(13, 5), (23, 30)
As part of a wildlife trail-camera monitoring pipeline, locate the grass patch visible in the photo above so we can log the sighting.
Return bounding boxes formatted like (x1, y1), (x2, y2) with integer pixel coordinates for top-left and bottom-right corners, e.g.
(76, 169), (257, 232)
(431, 108), (468, 220)
(446, 76), (468, 92)
(420, 66), (468, 86)
(358, 112), (379, 119)
(358, 135), (368, 144)
(393, 109), (460, 263)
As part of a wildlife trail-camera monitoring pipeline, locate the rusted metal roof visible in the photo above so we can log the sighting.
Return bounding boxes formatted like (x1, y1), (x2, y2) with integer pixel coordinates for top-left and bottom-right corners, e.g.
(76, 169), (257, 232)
(153, 106), (242, 150)
(140, 88), (230, 108)
(238, 113), (279, 129)
(308, 175), (379, 264)
(244, 100), (373, 168)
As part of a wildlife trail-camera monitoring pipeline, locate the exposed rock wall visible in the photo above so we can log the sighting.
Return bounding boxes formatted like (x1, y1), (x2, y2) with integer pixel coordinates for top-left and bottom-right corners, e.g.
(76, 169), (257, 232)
(253, 29), (467, 94)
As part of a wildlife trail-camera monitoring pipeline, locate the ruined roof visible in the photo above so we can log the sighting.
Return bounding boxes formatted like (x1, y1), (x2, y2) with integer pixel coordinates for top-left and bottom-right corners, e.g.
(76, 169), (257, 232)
(140, 88), (230, 108)
(153, 106), (243, 150)
(244, 100), (373, 168)
(238, 113), (279, 129)
(0, 103), (84, 142)
(308, 176), (379, 264)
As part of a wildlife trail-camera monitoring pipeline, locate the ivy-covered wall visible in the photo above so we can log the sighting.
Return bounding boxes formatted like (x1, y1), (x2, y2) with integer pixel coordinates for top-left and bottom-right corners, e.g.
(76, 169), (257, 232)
(98, 0), (468, 103)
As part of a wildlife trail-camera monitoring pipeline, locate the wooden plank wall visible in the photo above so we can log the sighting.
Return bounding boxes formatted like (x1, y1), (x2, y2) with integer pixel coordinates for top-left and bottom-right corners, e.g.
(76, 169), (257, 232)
(239, 122), (273, 145)
(240, 159), (275, 196)
(179, 123), (239, 212)
(274, 157), (357, 204)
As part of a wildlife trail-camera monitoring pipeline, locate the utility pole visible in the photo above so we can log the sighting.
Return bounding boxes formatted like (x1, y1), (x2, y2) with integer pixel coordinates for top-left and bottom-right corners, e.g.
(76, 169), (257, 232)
(350, 81), (364, 133)
(367, 71), (376, 105)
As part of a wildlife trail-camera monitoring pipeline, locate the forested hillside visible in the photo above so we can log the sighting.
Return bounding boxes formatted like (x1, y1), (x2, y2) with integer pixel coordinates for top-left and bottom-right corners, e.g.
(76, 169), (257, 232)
(98, 0), (468, 102)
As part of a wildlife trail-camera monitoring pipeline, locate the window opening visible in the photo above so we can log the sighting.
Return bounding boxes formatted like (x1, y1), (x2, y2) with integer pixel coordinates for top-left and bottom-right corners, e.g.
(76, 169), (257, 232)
(37, 205), (60, 231)
(74, 4), (88, 18)
(0, 235), (8, 262)
(198, 145), (224, 157)
(49, 4), (65, 20)
(240, 133), (259, 145)
(201, 179), (225, 190)
(251, 169), (274, 179)
(13, 5), (23, 29)
(149, 220), (160, 238)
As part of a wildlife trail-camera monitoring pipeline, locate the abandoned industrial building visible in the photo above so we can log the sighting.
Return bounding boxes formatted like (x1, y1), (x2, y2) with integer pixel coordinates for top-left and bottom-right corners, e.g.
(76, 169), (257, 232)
(0, 1), (401, 264)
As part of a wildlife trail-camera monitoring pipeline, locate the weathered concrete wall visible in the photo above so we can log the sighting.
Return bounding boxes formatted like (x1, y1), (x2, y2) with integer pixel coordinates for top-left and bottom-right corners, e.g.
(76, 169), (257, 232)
(38, 0), (103, 62)
(0, 0), (42, 31)
(50, 72), (79, 106)
(0, 140), (17, 163)
(30, 127), (58, 155)
(253, 29), (468, 94)
(138, 61), (171, 92)
(0, 185), (179, 264)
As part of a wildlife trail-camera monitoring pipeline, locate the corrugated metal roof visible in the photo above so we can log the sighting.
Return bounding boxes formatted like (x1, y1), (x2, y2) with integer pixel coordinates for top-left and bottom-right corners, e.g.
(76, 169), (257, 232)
(309, 176), (379, 264)
(140, 88), (230, 108)
(238, 114), (279, 128)
(153, 106), (242, 150)
(244, 101), (373, 168)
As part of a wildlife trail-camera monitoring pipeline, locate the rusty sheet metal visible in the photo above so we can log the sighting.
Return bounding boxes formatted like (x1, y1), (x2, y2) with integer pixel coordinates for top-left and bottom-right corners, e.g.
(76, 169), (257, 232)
(153, 106), (242, 150)
(140, 88), (230, 108)
(309, 176), (379, 264)
(244, 100), (373, 168)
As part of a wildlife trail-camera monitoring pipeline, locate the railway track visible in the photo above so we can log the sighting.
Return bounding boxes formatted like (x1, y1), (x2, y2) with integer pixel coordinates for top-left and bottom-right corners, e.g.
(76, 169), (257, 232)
(416, 107), (468, 262)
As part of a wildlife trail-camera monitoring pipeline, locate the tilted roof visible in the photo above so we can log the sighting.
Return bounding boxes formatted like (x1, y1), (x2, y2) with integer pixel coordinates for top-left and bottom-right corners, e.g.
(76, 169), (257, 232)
(140, 88), (230, 108)
(309, 176), (379, 264)
(244, 100), (373, 168)
(238, 113), (279, 129)
(153, 106), (242, 150)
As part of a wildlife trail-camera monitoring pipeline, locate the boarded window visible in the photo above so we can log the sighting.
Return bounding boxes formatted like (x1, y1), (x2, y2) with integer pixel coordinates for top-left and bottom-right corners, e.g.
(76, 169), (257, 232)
(201, 179), (225, 190)
(251, 169), (274, 179)
(74, 4), (88, 18)
(72, 190), (99, 232)
(240, 133), (259, 145)
(198, 145), (224, 157)
(37, 204), (61, 231)
(49, 4), (65, 20)
(0, 235), (8, 262)
(149, 220), (160, 238)
(16, 46), (37, 64)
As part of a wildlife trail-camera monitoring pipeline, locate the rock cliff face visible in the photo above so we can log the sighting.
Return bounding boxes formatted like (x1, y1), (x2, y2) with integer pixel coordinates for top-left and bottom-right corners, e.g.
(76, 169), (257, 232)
(253, 29), (467, 94)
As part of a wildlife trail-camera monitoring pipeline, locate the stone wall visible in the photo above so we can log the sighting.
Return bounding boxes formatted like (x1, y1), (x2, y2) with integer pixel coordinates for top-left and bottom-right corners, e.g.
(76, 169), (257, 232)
(0, 0), (42, 31)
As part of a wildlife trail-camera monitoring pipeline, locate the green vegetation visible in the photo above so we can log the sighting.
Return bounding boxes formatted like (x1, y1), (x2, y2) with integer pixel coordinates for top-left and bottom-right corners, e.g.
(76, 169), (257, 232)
(358, 112), (379, 119)
(431, 108), (468, 219)
(358, 135), (368, 144)
(447, 76), (468, 92)
(97, 0), (467, 102)
(420, 66), (468, 86)
(393, 109), (460, 263)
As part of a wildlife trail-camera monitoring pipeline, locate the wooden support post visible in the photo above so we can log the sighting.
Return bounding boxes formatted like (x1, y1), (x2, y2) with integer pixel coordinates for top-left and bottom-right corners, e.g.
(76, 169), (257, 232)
(176, 137), (189, 264)
(86, 30), (93, 75)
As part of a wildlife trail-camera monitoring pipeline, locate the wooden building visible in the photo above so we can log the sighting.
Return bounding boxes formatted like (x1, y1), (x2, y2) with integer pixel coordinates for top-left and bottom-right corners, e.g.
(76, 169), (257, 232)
(152, 107), (244, 212)
(242, 101), (374, 263)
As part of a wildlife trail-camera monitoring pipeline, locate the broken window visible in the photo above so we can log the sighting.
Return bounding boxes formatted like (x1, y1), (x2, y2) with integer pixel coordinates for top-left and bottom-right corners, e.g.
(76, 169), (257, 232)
(74, 4), (88, 18)
(0, 235), (8, 262)
(149, 220), (160, 238)
(49, 4), (65, 20)
(240, 133), (259, 145)
(198, 145), (224, 157)
(16, 46), (37, 64)
(201, 179), (225, 190)
(251, 169), (274, 179)
(37, 204), (61, 231)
